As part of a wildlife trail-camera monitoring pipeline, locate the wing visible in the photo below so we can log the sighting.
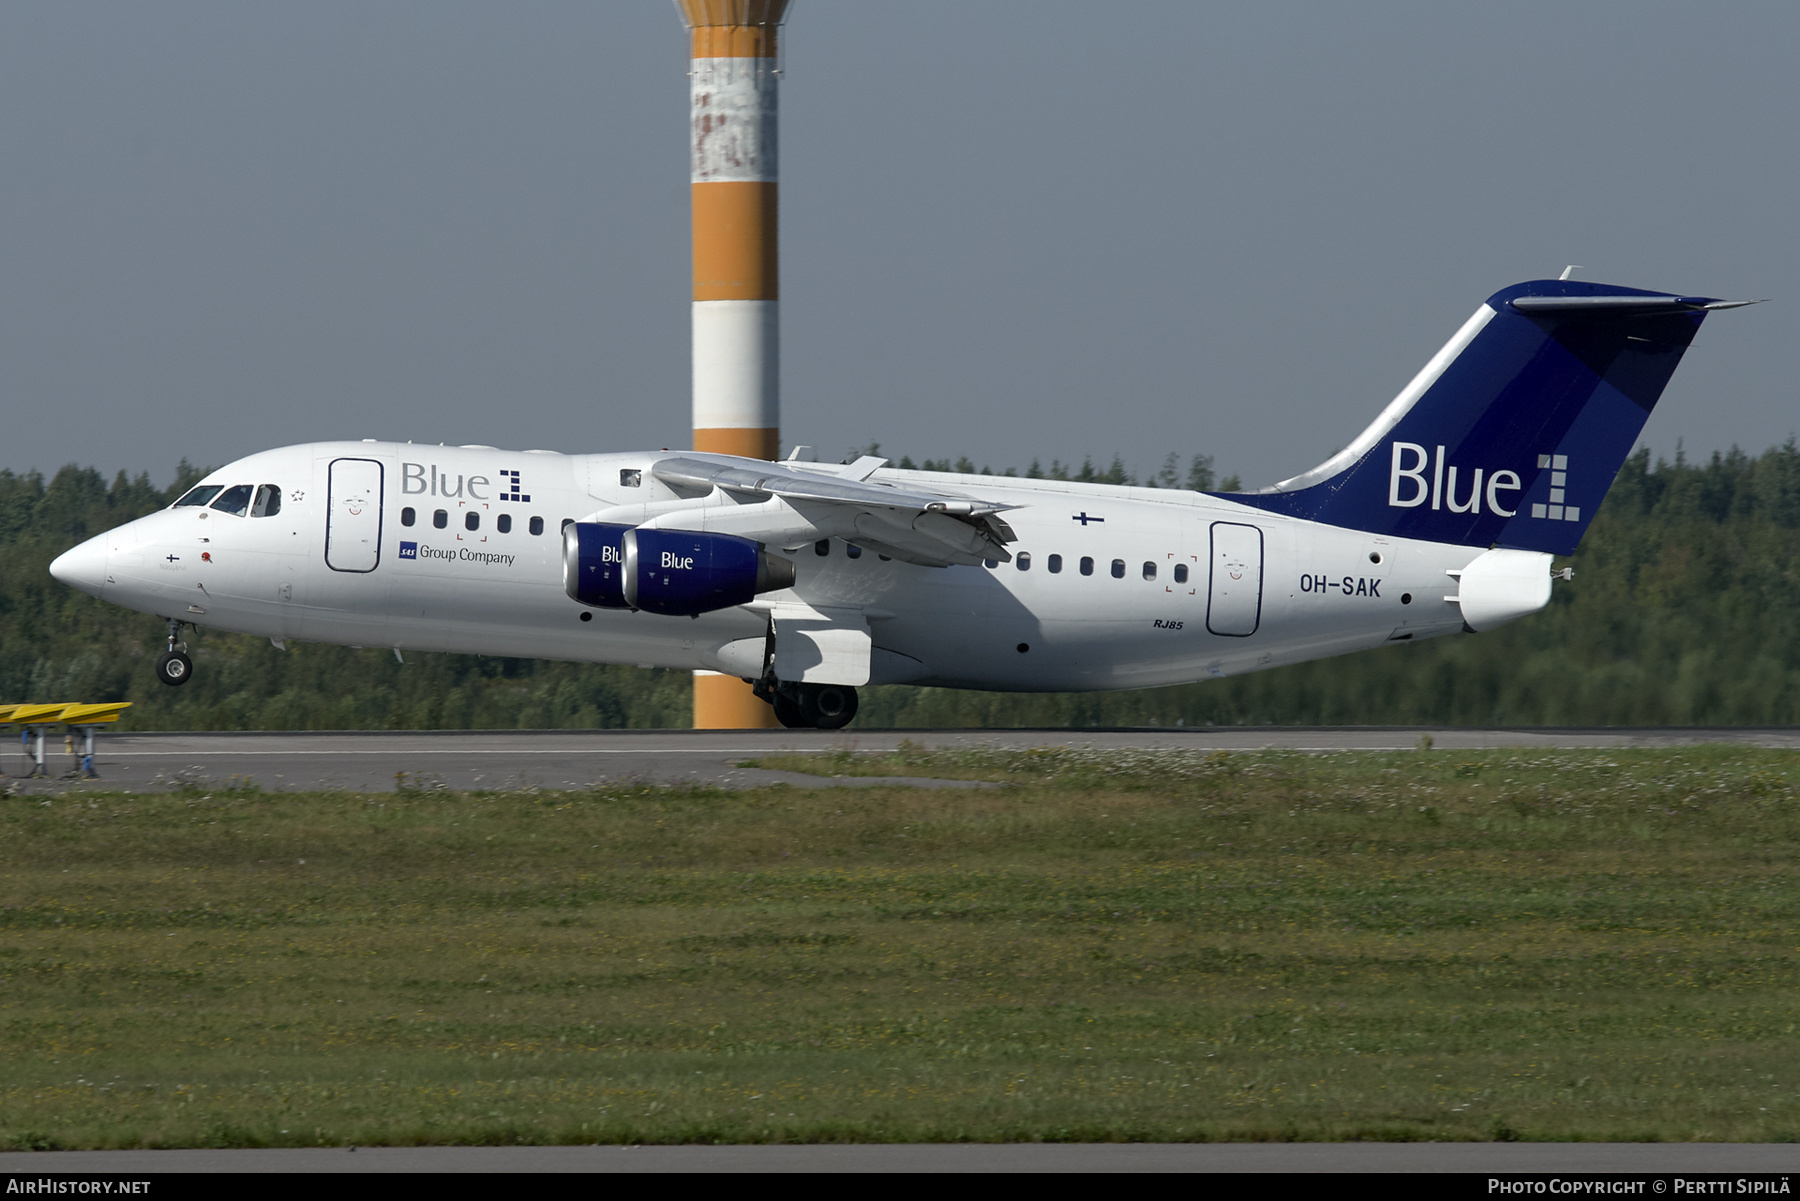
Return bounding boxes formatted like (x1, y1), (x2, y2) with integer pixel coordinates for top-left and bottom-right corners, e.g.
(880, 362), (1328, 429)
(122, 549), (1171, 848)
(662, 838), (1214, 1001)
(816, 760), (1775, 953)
(587, 453), (1018, 568)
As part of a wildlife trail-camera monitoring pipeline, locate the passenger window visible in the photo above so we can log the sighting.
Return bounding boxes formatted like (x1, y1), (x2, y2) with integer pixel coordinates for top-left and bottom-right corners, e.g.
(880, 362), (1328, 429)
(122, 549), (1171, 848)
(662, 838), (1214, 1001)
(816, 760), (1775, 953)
(529, 516), (544, 536)
(1174, 563), (1189, 584)
(210, 485), (253, 516)
(1048, 554), (1062, 574)
(1080, 556), (1094, 576)
(174, 485), (224, 508)
(497, 514), (512, 534)
(400, 507), (416, 527)
(1111, 559), (1125, 579)
(984, 559), (998, 569)
(465, 512), (480, 531)
(1016, 552), (1031, 571)
(561, 519), (574, 533)
(815, 540), (830, 557)
(433, 510), (448, 529)
(1142, 562), (1156, 580)
(846, 543), (862, 559)
(251, 484), (282, 518)
(620, 469), (642, 488)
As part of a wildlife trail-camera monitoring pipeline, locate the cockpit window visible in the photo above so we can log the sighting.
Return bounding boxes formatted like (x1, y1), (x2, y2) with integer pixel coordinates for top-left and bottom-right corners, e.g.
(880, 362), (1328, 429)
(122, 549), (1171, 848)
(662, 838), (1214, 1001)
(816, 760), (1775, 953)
(174, 485), (224, 508)
(251, 484), (282, 518)
(210, 484), (254, 516)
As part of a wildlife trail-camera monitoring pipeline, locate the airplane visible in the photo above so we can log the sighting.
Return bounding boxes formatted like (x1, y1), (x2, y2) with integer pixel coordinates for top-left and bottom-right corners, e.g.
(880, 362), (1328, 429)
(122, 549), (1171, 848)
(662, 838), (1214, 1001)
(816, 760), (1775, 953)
(49, 277), (1751, 729)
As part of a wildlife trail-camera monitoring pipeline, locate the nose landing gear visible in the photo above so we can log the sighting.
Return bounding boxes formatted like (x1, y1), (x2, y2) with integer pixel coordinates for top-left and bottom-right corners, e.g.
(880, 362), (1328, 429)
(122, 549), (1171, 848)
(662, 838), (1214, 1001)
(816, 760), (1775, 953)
(754, 679), (859, 730)
(156, 619), (193, 687)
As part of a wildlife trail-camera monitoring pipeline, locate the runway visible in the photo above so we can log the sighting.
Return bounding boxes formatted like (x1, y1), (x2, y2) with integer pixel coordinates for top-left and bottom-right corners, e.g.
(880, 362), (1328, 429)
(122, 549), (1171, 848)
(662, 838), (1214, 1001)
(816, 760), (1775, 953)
(5, 726), (1798, 794)
(0, 1141), (1795, 1173)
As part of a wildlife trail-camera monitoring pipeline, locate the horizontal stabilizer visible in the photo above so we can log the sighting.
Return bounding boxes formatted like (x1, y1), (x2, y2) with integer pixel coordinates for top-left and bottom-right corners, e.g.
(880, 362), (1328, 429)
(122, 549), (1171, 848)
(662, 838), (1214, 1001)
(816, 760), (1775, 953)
(1511, 295), (1762, 315)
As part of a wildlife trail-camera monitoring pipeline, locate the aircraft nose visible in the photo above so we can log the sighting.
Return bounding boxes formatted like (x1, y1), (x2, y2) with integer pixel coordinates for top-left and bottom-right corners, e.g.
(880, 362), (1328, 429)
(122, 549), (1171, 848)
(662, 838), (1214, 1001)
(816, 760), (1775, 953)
(49, 535), (108, 599)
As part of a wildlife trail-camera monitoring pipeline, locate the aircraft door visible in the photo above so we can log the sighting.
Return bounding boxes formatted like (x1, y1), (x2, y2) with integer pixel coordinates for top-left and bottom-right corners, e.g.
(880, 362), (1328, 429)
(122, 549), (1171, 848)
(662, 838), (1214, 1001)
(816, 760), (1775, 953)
(325, 458), (384, 573)
(1207, 521), (1263, 637)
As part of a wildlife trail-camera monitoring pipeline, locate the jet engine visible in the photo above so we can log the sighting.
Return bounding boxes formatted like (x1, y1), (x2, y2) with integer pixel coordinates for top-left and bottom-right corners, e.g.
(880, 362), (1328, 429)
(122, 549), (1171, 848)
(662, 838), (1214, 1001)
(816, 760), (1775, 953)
(563, 523), (796, 617)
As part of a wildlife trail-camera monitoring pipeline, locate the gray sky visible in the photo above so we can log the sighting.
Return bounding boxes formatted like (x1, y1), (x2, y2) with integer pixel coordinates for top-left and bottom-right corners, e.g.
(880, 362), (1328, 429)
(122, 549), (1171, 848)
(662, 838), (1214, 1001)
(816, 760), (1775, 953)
(3, 1), (1793, 489)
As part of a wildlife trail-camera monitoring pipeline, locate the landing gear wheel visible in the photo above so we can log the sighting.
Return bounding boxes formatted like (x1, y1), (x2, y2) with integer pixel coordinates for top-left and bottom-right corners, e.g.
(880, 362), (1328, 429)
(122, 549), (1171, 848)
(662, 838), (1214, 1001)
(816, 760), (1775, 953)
(156, 650), (193, 687)
(771, 692), (807, 729)
(798, 683), (858, 731)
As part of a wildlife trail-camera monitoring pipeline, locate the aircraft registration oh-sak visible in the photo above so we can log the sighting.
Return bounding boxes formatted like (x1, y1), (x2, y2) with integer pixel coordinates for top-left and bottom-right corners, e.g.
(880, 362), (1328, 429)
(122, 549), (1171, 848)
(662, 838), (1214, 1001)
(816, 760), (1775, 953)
(51, 278), (1754, 728)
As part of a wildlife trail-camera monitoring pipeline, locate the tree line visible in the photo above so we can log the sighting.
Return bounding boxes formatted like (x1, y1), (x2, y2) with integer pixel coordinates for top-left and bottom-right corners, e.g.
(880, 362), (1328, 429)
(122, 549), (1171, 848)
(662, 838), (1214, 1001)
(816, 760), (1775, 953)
(880, 447), (1242, 493)
(4, 442), (1799, 729)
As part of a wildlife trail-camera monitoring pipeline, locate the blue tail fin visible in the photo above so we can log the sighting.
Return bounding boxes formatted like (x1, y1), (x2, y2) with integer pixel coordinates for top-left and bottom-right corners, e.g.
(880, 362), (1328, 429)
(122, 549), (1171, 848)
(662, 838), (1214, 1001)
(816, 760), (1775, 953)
(1232, 279), (1741, 555)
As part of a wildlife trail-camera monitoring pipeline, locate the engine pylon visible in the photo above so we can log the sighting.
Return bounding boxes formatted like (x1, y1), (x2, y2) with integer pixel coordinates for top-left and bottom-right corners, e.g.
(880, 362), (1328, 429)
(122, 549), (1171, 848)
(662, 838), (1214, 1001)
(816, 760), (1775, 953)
(678, 0), (790, 729)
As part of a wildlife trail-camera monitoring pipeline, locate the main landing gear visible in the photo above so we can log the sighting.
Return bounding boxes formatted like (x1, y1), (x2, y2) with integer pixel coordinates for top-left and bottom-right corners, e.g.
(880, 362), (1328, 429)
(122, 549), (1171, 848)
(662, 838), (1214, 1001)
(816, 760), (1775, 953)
(755, 679), (859, 730)
(156, 618), (193, 687)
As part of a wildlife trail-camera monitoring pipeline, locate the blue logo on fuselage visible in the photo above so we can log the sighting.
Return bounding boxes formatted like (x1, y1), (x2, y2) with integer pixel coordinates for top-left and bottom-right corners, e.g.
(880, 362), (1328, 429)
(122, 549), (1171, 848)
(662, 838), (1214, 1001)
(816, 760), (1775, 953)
(398, 541), (418, 560)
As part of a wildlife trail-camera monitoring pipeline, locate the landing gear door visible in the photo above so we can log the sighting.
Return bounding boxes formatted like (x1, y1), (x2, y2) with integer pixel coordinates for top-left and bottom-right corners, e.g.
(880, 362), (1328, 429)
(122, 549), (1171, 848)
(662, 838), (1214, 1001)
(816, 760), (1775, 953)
(1207, 521), (1263, 637)
(771, 605), (872, 686)
(325, 458), (384, 573)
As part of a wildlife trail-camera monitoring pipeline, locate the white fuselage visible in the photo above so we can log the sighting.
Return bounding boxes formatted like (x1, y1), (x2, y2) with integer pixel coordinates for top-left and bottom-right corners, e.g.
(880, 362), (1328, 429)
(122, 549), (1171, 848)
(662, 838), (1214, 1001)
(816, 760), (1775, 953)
(61, 441), (1492, 691)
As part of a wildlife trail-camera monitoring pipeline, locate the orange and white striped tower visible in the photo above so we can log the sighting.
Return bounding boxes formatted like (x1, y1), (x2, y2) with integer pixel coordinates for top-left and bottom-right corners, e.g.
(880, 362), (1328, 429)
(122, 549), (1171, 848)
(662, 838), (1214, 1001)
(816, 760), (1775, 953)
(678, 0), (789, 729)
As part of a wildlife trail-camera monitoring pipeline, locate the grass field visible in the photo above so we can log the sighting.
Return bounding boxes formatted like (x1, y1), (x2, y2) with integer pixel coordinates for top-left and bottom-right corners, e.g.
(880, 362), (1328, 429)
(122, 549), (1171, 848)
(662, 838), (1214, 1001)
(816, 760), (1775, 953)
(1, 744), (1796, 1148)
